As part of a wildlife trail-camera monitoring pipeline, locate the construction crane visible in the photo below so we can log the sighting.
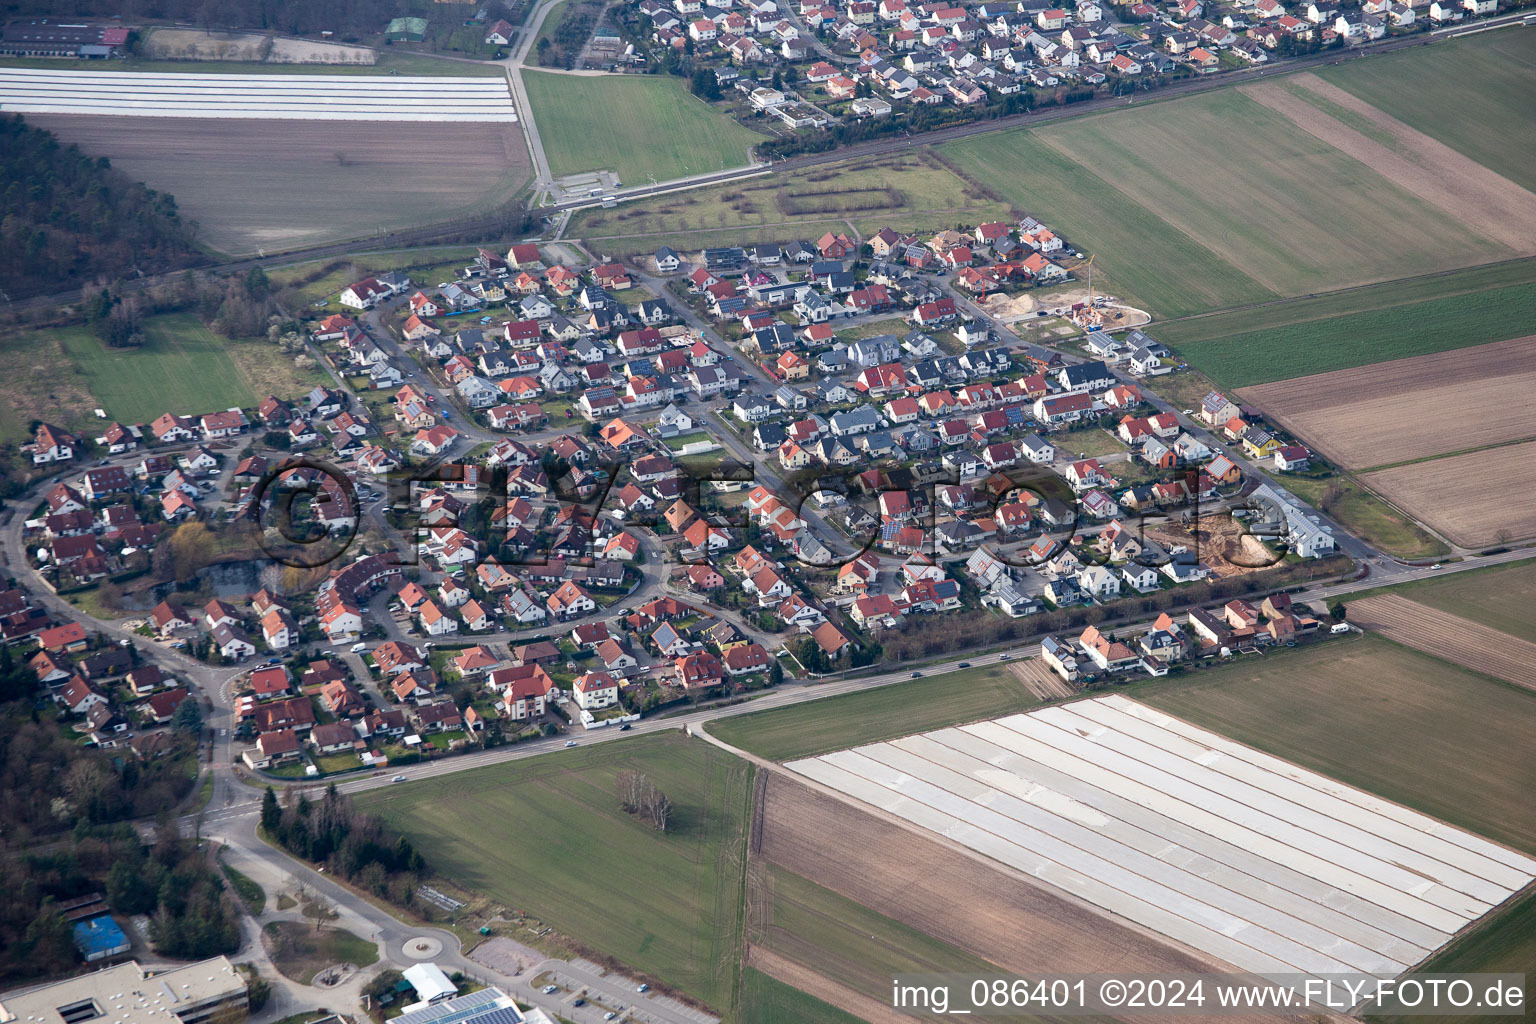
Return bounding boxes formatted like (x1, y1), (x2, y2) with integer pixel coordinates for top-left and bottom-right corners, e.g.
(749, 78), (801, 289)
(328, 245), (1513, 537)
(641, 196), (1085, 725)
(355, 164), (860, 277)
(1082, 252), (1096, 307)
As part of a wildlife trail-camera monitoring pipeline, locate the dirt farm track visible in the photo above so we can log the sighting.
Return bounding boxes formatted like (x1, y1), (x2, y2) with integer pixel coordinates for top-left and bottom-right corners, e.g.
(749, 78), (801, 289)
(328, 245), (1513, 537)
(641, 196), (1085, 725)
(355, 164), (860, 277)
(1347, 593), (1536, 692)
(29, 115), (532, 256)
(1237, 336), (1536, 471)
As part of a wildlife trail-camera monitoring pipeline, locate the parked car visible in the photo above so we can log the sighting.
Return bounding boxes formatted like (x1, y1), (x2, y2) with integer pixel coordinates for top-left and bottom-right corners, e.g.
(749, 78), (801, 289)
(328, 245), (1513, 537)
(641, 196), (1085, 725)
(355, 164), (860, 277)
(541, 985), (558, 995)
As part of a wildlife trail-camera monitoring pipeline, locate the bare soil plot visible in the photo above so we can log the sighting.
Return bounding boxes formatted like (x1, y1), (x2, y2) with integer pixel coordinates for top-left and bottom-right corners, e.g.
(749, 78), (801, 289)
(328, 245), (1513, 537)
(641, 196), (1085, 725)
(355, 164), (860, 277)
(1243, 76), (1536, 256)
(1346, 594), (1536, 693)
(28, 115), (530, 256)
(1361, 440), (1536, 549)
(745, 946), (908, 1024)
(1147, 516), (1275, 577)
(1238, 336), (1536, 470)
(142, 28), (271, 61)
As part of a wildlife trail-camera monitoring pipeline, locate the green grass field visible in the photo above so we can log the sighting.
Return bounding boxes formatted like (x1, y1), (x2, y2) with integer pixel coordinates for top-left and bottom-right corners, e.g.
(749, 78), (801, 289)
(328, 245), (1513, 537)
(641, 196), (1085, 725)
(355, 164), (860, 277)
(946, 88), (1508, 318)
(1355, 558), (1536, 644)
(739, 969), (864, 1024)
(58, 315), (263, 423)
(1318, 30), (1536, 194)
(710, 665), (1038, 763)
(524, 71), (765, 184)
(357, 734), (753, 1013)
(1131, 635), (1536, 853)
(221, 861), (266, 915)
(1165, 278), (1536, 388)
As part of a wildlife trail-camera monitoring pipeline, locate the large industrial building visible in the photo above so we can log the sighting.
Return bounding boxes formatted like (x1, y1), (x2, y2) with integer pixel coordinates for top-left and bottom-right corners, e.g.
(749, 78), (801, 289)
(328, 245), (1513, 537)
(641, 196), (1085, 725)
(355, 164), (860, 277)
(0, 957), (247, 1024)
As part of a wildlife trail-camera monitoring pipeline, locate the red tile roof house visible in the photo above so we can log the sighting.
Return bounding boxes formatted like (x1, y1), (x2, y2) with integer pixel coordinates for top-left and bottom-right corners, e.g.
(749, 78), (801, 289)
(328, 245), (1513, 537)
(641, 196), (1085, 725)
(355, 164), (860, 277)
(244, 728), (302, 769)
(39, 622), (90, 653)
(722, 642), (773, 677)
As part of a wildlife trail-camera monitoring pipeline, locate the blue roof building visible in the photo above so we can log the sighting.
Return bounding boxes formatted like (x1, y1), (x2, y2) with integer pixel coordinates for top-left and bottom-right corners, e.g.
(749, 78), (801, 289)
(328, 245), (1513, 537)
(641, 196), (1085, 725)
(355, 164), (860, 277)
(73, 916), (130, 962)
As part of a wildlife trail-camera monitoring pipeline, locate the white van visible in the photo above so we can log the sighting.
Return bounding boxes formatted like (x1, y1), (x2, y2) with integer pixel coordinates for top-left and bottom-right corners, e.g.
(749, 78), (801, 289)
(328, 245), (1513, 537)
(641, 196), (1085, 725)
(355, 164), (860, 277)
(350, 642), (368, 653)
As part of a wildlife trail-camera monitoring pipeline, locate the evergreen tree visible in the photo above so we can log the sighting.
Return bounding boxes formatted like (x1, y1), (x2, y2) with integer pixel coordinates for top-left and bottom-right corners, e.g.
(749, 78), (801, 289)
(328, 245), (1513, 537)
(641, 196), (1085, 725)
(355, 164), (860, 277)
(260, 786), (281, 833)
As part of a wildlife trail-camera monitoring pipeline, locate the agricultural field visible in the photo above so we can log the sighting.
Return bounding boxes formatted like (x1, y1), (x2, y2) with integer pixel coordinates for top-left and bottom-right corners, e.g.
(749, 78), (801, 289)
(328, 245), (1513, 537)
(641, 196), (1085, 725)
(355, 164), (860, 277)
(1133, 635), (1536, 853)
(54, 315), (324, 426)
(1347, 593), (1536, 693)
(1242, 74), (1536, 255)
(709, 664), (1038, 762)
(570, 150), (1010, 256)
(29, 115), (531, 256)
(738, 967), (865, 1024)
(756, 772), (1214, 979)
(1316, 30), (1536, 195)
(524, 71), (765, 185)
(945, 87), (1525, 318)
(356, 734), (754, 1014)
(1369, 559), (1536, 644)
(1360, 440), (1536, 549)
(1237, 336), (1536, 470)
(750, 866), (1000, 997)
(791, 695), (1536, 975)
(0, 49), (504, 76)
(1166, 276), (1536, 388)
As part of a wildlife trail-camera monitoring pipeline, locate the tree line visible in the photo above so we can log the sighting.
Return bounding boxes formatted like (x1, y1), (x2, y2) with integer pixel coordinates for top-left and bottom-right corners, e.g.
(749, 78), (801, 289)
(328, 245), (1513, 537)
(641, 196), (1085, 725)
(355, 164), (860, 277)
(0, 115), (199, 300)
(262, 785), (429, 904)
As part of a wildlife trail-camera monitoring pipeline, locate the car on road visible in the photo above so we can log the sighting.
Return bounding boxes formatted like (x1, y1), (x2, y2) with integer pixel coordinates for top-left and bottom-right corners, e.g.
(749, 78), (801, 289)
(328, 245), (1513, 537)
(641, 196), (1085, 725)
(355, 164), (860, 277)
(426, 395), (436, 403)
(1430, 563), (1443, 569)
(392, 774), (407, 782)
(619, 723), (632, 731)
(541, 985), (558, 995)
(565, 740), (578, 747)
(999, 653), (1010, 661)
(910, 671), (922, 678)
(957, 661), (971, 668)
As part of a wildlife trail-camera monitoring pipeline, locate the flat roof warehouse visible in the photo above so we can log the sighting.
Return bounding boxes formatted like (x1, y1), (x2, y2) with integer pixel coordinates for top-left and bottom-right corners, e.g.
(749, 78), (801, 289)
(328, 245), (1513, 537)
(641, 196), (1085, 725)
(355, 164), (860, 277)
(0, 958), (246, 1024)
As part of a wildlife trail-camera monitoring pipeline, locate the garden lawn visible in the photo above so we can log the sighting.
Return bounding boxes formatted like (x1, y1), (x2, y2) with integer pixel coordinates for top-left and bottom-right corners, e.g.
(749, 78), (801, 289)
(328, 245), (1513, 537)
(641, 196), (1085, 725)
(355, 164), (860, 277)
(710, 665), (1038, 762)
(357, 733), (753, 1014)
(524, 71), (764, 184)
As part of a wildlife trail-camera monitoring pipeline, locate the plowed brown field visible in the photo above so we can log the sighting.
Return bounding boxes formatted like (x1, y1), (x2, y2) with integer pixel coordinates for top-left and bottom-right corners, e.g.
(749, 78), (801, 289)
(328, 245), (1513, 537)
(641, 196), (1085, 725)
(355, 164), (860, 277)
(1346, 593), (1536, 692)
(1361, 440), (1536, 548)
(1237, 336), (1536, 470)
(28, 115), (531, 256)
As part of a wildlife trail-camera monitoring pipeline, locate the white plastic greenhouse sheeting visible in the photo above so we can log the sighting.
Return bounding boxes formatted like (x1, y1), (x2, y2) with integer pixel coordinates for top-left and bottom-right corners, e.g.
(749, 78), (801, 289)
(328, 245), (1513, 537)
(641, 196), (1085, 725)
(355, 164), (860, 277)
(0, 69), (517, 121)
(787, 693), (1536, 978)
